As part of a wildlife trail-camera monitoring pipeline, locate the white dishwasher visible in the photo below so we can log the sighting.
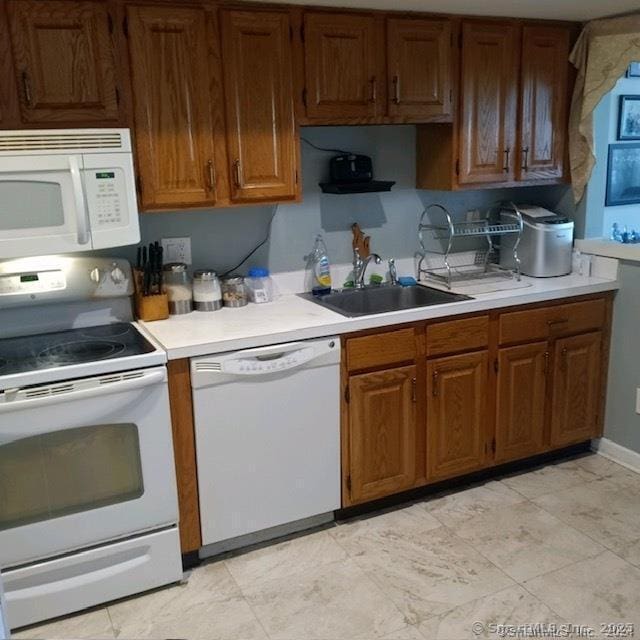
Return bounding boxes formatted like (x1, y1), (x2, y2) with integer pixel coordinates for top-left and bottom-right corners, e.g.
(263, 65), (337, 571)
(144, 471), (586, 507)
(191, 336), (341, 553)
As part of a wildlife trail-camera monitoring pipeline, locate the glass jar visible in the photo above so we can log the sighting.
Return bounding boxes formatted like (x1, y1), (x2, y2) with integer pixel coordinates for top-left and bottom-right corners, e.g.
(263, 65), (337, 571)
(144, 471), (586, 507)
(163, 263), (193, 315)
(193, 270), (222, 311)
(221, 276), (249, 307)
(246, 267), (275, 303)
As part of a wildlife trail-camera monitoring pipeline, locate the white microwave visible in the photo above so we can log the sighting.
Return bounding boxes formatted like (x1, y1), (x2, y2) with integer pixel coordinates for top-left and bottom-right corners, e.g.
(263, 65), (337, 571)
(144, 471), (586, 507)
(0, 129), (140, 259)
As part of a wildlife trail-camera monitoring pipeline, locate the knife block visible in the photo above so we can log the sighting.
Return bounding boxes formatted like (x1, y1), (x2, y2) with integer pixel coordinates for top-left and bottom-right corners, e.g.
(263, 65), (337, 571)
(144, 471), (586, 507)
(133, 268), (169, 322)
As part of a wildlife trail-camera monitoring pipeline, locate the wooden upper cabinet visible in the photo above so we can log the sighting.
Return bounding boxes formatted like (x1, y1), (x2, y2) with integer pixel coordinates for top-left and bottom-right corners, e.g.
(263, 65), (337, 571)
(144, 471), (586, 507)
(0, 4), (19, 128)
(386, 18), (451, 120)
(518, 26), (569, 181)
(346, 365), (417, 505)
(495, 342), (548, 463)
(303, 12), (380, 120)
(221, 10), (297, 202)
(127, 4), (220, 210)
(426, 351), (487, 482)
(6, 0), (120, 124)
(459, 22), (518, 185)
(550, 332), (602, 448)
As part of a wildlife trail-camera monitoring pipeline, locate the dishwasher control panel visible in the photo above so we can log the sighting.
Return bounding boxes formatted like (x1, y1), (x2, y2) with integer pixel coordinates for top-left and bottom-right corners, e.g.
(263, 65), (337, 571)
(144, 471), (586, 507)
(190, 338), (339, 388)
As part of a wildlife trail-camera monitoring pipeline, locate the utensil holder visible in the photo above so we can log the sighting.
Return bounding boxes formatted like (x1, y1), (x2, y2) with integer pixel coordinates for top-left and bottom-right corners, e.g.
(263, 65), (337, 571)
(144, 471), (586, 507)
(133, 268), (169, 321)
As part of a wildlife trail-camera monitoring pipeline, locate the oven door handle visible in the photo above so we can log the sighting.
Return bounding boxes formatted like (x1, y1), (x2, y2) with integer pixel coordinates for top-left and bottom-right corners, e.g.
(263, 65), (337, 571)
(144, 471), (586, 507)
(0, 367), (166, 414)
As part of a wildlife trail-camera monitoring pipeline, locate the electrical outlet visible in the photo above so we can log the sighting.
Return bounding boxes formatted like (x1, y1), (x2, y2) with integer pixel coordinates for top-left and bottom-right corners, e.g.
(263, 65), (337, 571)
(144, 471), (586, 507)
(161, 237), (192, 265)
(636, 388), (640, 415)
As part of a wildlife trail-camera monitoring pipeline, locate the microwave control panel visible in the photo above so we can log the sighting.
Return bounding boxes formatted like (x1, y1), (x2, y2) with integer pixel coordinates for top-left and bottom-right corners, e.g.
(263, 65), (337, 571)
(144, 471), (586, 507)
(84, 169), (128, 228)
(0, 270), (66, 297)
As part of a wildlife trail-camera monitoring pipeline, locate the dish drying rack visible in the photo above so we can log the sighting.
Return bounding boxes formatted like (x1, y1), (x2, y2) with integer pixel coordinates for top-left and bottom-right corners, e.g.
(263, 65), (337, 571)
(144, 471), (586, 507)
(417, 203), (523, 289)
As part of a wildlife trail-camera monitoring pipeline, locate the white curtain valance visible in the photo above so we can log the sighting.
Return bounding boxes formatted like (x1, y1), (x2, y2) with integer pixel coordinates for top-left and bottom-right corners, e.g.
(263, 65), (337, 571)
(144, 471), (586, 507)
(569, 15), (640, 203)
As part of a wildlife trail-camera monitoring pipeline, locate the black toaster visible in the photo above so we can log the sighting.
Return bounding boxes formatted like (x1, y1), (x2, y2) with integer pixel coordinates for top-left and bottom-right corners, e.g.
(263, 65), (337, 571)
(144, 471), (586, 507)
(329, 154), (373, 183)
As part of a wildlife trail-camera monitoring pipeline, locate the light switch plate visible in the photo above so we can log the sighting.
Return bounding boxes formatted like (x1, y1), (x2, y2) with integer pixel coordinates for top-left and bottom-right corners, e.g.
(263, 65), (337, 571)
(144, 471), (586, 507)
(636, 388), (640, 415)
(161, 237), (192, 265)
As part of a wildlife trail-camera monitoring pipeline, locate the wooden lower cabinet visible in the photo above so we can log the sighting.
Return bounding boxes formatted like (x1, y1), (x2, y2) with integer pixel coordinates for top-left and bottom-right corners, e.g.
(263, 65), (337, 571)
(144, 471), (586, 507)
(550, 332), (602, 448)
(426, 351), (488, 482)
(495, 342), (548, 463)
(346, 365), (417, 505)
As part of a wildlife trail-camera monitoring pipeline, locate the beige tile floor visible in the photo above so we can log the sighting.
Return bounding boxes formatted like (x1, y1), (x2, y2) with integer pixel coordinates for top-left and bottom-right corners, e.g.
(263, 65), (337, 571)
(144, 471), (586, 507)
(14, 453), (640, 640)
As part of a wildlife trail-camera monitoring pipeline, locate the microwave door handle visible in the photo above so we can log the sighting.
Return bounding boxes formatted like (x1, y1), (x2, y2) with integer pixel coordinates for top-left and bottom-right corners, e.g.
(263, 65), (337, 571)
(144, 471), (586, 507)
(69, 155), (90, 245)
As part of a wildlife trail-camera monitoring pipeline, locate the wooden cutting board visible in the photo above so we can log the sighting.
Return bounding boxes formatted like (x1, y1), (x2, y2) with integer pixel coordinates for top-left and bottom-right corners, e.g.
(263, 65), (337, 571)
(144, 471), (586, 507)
(351, 223), (370, 258)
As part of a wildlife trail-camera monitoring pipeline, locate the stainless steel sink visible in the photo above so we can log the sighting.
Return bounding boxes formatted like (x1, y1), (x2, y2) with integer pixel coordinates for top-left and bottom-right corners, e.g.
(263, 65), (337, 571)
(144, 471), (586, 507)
(300, 285), (472, 317)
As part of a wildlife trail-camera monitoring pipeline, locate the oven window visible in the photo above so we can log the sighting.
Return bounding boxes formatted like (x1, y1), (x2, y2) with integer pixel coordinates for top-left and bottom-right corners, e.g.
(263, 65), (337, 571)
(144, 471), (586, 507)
(0, 181), (64, 230)
(0, 424), (144, 531)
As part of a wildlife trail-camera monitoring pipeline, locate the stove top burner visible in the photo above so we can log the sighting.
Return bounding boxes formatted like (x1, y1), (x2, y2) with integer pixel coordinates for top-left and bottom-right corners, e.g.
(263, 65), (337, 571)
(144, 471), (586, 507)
(0, 323), (155, 379)
(81, 325), (132, 339)
(38, 340), (127, 366)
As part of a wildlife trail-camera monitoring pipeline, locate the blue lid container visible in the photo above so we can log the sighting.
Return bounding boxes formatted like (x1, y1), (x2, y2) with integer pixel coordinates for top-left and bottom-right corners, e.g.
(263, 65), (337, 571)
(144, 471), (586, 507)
(248, 267), (269, 278)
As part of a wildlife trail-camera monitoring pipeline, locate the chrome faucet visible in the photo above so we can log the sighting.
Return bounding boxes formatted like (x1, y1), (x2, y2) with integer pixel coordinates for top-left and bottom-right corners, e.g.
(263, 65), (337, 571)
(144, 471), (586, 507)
(353, 248), (382, 289)
(388, 258), (398, 285)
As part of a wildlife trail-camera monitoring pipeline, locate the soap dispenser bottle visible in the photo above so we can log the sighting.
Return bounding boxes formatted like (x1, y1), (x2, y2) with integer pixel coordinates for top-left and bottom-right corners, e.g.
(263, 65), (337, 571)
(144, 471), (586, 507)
(305, 234), (332, 296)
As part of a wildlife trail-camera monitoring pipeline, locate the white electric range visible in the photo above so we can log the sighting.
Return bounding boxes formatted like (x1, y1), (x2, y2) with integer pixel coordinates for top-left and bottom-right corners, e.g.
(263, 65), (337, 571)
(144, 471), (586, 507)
(0, 255), (182, 630)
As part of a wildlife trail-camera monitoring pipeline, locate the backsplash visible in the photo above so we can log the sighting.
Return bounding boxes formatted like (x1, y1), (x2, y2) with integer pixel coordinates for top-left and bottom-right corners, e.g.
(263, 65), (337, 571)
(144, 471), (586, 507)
(110, 125), (574, 275)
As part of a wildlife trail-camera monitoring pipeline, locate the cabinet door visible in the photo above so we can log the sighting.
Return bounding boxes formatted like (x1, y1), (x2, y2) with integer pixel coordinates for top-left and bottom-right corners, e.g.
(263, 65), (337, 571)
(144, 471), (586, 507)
(7, 0), (120, 124)
(387, 18), (451, 120)
(518, 26), (569, 181)
(221, 10), (297, 203)
(127, 4), (219, 209)
(347, 365), (417, 505)
(303, 12), (379, 120)
(0, 4), (19, 128)
(459, 22), (518, 185)
(550, 332), (602, 448)
(496, 342), (548, 463)
(427, 351), (487, 481)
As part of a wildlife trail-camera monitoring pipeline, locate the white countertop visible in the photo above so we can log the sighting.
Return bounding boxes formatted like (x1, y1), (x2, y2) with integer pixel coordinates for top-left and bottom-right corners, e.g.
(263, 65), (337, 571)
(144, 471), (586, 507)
(142, 273), (619, 360)
(576, 238), (640, 263)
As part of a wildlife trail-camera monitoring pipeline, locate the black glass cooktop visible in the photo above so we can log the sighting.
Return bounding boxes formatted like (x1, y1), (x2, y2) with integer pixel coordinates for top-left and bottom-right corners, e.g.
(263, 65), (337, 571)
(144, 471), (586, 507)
(0, 323), (155, 377)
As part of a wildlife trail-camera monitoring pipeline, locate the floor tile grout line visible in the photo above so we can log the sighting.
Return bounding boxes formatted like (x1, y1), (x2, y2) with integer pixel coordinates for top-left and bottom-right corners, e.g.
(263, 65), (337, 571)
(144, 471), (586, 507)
(218, 560), (274, 640)
(105, 606), (117, 639)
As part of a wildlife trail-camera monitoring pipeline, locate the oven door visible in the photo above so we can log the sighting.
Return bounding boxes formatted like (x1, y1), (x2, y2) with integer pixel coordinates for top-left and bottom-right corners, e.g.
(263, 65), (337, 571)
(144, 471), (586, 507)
(0, 154), (90, 259)
(0, 366), (178, 568)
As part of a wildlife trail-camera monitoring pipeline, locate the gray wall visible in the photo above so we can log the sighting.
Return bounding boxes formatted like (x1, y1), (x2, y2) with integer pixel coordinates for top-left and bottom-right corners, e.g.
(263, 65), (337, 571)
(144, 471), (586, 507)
(112, 125), (572, 275)
(604, 261), (640, 453)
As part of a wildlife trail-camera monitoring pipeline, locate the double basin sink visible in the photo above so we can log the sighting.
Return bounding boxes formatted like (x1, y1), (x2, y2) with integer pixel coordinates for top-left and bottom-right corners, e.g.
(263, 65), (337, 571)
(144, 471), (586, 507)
(301, 284), (471, 318)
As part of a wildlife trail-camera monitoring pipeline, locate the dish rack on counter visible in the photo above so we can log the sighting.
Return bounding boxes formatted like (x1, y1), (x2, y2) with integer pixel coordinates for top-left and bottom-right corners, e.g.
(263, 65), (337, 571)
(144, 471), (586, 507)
(417, 203), (524, 289)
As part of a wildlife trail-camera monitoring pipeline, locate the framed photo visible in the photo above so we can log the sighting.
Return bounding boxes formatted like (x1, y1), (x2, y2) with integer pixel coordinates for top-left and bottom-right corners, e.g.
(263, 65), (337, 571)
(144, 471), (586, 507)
(627, 62), (640, 78)
(606, 143), (640, 206)
(618, 95), (640, 140)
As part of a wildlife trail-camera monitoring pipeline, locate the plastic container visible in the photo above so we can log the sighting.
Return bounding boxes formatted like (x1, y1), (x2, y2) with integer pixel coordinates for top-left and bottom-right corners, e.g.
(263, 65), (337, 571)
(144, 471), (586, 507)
(246, 267), (275, 303)
(193, 270), (222, 311)
(163, 263), (193, 315)
(305, 234), (332, 296)
(221, 276), (249, 307)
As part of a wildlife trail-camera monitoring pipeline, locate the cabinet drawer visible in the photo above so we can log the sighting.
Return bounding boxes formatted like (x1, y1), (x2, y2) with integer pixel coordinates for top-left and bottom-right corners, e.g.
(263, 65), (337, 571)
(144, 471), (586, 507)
(499, 298), (607, 345)
(346, 328), (416, 371)
(426, 315), (489, 357)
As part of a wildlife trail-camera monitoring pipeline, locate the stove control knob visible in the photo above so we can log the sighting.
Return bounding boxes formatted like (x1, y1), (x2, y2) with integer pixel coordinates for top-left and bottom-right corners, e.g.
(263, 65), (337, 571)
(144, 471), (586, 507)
(89, 267), (103, 284)
(110, 265), (126, 285)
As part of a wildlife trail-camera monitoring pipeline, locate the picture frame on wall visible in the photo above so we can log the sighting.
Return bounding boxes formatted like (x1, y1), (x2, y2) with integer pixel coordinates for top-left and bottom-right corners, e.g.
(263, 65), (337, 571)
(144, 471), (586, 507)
(627, 62), (640, 78)
(606, 143), (640, 206)
(618, 95), (640, 140)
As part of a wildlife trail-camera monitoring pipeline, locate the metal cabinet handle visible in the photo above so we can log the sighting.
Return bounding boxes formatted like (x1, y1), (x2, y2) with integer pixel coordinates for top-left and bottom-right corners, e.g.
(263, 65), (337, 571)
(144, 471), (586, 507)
(411, 377), (417, 403)
(392, 75), (400, 104)
(207, 159), (215, 192)
(543, 351), (549, 375)
(21, 71), (33, 107)
(432, 371), (439, 397)
(369, 76), (377, 103)
(233, 159), (242, 188)
(503, 147), (511, 173)
(521, 146), (529, 172)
